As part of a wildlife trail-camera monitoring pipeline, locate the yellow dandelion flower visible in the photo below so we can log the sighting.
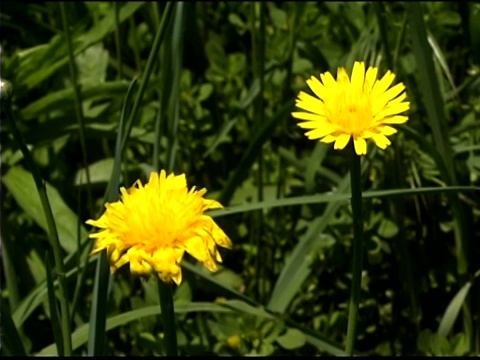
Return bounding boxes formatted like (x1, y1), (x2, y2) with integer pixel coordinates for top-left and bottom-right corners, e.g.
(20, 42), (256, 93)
(292, 61), (409, 155)
(86, 170), (232, 285)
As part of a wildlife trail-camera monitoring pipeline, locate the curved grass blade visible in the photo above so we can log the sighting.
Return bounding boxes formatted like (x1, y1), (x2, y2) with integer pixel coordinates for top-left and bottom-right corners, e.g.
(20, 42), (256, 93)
(266, 159), (366, 314)
(2, 81), (72, 355)
(437, 281), (472, 338)
(39, 302), (234, 355)
(38, 299), (346, 356)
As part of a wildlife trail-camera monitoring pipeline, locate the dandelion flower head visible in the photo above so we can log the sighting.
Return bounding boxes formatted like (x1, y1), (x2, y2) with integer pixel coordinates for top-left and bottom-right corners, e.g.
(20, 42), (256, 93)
(86, 170), (232, 285)
(292, 61), (409, 155)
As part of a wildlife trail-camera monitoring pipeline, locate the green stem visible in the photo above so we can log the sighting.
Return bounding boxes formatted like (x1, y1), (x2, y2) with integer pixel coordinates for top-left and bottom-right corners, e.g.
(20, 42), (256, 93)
(158, 279), (178, 356)
(345, 140), (365, 355)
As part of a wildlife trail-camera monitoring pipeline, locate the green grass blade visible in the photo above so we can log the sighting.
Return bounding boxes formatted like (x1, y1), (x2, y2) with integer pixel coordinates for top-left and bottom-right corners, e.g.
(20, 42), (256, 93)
(105, 77), (138, 202)
(86, 78), (138, 357)
(437, 281), (472, 338)
(266, 158), (368, 313)
(21, 80), (133, 120)
(87, 252), (110, 356)
(0, 298), (27, 356)
(120, 2), (175, 152)
(165, 2), (184, 172)
(406, 7), (471, 345)
(38, 299), (346, 356)
(59, 1), (92, 213)
(209, 185), (480, 218)
(2, 84), (72, 355)
(406, 3), (456, 182)
(0, 213), (20, 312)
(45, 252), (64, 356)
(39, 302), (234, 355)
(13, 255), (96, 329)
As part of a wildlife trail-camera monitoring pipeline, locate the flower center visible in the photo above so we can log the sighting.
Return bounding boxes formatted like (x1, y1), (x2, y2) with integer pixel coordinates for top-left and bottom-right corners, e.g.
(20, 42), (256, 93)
(331, 92), (373, 135)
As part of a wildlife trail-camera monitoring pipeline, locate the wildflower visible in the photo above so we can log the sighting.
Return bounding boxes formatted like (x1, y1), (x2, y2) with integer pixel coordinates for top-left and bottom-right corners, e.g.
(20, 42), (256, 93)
(292, 61), (409, 155)
(227, 335), (242, 349)
(86, 170), (232, 285)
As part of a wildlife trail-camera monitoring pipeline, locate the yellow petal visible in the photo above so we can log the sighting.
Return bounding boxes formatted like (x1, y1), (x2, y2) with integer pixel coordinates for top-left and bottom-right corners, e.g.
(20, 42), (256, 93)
(305, 126), (336, 140)
(371, 133), (391, 149)
(336, 67), (350, 86)
(364, 66), (378, 93)
(374, 102), (409, 120)
(371, 71), (395, 99)
(292, 112), (325, 122)
(320, 134), (337, 143)
(334, 133), (351, 150)
(383, 115), (409, 124)
(297, 120), (329, 129)
(379, 125), (397, 136)
(354, 137), (367, 155)
(306, 76), (327, 100)
(320, 71), (338, 92)
(351, 62), (365, 93)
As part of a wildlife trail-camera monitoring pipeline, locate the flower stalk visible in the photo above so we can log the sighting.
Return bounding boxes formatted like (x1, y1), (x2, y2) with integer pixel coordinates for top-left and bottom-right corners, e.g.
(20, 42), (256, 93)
(345, 139), (365, 355)
(158, 279), (178, 356)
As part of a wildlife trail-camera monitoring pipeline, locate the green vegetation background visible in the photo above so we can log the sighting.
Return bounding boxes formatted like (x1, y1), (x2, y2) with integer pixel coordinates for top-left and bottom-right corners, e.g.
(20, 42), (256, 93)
(1, 1), (480, 356)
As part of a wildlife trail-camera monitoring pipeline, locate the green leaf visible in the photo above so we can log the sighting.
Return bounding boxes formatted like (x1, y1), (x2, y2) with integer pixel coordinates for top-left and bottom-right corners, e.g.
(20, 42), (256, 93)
(276, 328), (306, 350)
(378, 218), (399, 238)
(75, 158), (116, 186)
(437, 281), (472, 338)
(21, 80), (133, 120)
(12, 2), (145, 91)
(2, 166), (87, 253)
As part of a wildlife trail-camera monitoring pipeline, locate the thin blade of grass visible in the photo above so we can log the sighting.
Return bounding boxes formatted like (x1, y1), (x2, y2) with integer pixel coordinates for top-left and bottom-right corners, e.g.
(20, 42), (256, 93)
(45, 252), (64, 356)
(59, 1), (92, 213)
(209, 185), (480, 218)
(2, 83), (72, 355)
(166, 2), (184, 172)
(87, 78), (138, 356)
(0, 298), (27, 356)
(120, 2), (175, 152)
